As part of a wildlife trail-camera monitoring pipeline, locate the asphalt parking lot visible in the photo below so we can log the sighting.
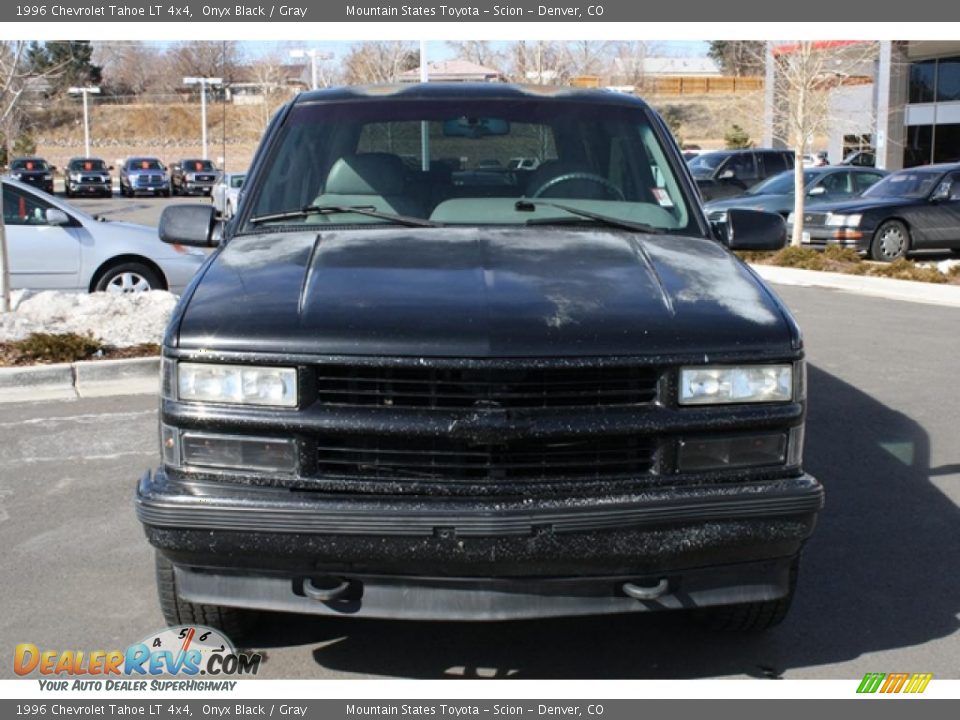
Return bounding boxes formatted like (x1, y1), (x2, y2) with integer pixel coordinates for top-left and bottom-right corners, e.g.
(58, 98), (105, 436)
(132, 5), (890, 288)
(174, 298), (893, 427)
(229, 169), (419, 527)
(0, 283), (957, 680)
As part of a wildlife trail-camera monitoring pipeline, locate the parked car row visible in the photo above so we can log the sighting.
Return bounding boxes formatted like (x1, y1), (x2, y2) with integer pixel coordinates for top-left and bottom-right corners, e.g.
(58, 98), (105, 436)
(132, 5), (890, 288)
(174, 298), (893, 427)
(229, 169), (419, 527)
(691, 148), (960, 259)
(4, 155), (227, 199)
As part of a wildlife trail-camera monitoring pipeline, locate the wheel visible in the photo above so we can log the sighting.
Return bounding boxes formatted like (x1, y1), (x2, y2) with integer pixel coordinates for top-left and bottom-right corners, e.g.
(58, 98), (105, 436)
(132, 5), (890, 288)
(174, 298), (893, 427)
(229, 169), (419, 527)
(65, 186), (73, 198)
(693, 558), (799, 632)
(121, 185), (131, 198)
(155, 552), (260, 644)
(94, 262), (163, 294)
(870, 220), (910, 261)
(162, 189), (171, 198)
(532, 172), (625, 201)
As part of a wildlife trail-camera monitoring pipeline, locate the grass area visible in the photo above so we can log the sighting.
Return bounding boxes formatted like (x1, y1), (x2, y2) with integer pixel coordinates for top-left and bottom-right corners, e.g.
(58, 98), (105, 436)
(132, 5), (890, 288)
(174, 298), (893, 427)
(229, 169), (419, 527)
(0, 333), (160, 367)
(739, 246), (960, 285)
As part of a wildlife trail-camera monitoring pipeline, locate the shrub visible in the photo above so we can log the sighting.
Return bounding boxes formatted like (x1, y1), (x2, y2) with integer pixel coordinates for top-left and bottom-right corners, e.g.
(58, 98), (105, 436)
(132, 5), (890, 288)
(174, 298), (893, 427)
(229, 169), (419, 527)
(10, 332), (102, 364)
(865, 259), (948, 284)
(724, 124), (753, 149)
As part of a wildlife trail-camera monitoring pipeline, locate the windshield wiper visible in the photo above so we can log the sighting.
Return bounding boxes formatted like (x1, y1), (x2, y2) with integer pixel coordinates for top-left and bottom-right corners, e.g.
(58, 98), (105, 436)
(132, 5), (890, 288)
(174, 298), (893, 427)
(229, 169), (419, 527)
(248, 205), (441, 228)
(515, 199), (663, 235)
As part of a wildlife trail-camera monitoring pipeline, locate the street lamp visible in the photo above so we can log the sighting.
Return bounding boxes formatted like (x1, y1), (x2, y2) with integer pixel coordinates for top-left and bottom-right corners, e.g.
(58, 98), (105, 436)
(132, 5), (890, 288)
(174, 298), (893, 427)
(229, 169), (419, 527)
(289, 48), (333, 91)
(183, 77), (223, 160)
(68, 86), (101, 158)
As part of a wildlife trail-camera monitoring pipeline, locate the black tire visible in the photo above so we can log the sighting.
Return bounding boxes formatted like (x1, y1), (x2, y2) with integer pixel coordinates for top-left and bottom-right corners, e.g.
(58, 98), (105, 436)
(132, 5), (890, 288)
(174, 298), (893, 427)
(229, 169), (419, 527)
(870, 220), (910, 262)
(65, 186), (73, 198)
(94, 261), (163, 293)
(162, 189), (171, 198)
(693, 558), (799, 632)
(155, 552), (260, 644)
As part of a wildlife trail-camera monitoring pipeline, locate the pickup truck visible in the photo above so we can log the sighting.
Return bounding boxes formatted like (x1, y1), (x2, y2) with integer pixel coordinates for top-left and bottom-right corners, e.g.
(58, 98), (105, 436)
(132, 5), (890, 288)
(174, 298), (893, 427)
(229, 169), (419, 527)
(138, 84), (823, 640)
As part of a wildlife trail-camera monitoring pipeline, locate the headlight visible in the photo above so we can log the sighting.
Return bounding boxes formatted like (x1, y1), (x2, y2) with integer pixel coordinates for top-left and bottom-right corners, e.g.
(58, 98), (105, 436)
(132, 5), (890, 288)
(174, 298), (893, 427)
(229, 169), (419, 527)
(826, 213), (862, 227)
(786, 212), (795, 224)
(12, 172), (22, 179)
(71, 173), (82, 181)
(176, 362), (298, 407)
(679, 364), (793, 405)
(43, 173), (52, 180)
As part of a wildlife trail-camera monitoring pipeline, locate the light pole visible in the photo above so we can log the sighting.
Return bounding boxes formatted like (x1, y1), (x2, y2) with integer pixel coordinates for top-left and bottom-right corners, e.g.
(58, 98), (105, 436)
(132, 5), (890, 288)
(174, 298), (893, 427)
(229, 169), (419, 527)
(68, 86), (101, 158)
(289, 49), (333, 90)
(183, 77), (223, 160)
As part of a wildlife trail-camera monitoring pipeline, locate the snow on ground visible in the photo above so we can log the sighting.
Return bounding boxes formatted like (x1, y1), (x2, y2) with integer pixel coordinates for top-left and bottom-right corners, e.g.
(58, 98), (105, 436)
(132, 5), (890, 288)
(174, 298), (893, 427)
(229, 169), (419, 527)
(0, 290), (179, 347)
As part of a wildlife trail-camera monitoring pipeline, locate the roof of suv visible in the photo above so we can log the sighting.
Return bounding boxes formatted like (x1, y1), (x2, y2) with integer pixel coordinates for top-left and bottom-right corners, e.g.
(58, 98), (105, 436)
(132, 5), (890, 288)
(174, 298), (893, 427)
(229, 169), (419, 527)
(292, 83), (654, 110)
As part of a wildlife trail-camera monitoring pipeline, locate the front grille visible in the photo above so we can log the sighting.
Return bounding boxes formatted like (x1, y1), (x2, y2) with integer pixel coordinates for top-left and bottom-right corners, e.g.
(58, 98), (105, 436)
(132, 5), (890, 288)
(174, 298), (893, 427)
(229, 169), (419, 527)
(315, 434), (658, 483)
(135, 175), (162, 187)
(81, 175), (104, 183)
(195, 174), (215, 182)
(315, 364), (659, 409)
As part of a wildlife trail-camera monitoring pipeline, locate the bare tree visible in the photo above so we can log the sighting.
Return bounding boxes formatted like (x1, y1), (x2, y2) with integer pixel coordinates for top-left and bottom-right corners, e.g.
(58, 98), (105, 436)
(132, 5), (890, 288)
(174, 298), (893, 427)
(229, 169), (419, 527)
(557, 41), (615, 81)
(342, 42), (418, 85)
(611, 41), (655, 91)
(766, 41), (878, 246)
(169, 41), (243, 86)
(1, 42), (31, 312)
(445, 41), (506, 70)
(243, 54), (296, 131)
(94, 41), (166, 96)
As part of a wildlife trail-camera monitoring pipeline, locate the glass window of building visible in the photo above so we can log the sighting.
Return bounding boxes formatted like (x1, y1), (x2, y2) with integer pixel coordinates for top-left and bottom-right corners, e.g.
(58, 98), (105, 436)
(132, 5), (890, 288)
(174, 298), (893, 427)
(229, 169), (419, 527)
(935, 56), (960, 102)
(909, 60), (936, 103)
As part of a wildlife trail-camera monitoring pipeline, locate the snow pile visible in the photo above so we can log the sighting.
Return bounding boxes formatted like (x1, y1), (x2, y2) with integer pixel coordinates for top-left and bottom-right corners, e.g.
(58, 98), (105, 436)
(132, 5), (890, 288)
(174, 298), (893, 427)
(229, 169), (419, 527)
(0, 290), (179, 347)
(934, 258), (960, 275)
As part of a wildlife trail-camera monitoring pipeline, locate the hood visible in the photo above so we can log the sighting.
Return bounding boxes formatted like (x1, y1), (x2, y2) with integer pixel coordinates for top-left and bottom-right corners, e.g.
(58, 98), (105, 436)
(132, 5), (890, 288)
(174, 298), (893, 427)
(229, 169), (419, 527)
(174, 227), (793, 357)
(798, 196), (910, 215)
(705, 194), (792, 214)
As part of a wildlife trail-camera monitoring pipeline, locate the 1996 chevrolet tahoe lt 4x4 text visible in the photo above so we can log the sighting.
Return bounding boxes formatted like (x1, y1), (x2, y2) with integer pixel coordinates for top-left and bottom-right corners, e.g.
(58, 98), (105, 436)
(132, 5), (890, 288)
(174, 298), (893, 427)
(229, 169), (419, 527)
(138, 84), (824, 638)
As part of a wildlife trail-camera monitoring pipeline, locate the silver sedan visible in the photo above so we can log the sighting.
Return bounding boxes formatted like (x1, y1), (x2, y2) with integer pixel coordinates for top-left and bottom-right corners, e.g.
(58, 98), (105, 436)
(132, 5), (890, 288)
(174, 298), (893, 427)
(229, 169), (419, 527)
(2, 176), (206, 293)
(211, 172), (246, 219)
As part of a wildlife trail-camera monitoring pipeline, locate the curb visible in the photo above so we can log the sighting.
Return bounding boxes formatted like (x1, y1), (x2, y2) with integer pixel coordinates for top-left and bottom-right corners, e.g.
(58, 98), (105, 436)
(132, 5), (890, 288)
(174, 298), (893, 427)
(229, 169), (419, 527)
(750, 264), (960, 308)
(0, 356), (159, 404)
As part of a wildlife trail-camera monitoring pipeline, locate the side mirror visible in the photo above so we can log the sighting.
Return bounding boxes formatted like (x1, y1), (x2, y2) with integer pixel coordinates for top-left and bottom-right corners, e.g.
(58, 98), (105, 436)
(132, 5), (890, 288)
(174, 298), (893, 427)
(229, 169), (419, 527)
(719, 169), (736, 180)
(715, 208), (787, 251)
(50, 165), (58, 172)
(45, 208), (70, 226)
(808, 185), (827, 197)
(159, 204), (217, 247)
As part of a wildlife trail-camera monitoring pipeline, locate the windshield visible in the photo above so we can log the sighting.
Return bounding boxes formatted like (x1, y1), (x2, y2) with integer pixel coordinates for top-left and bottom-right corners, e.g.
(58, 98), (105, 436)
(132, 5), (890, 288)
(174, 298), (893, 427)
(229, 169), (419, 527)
(862, 169), (941, 199)
(128, 159), (163, 171)
(242, 98), (695, 234)
(230, 174), (246, 188)
(687, 153), (726, 173)
(185, 160), (215, 172)
(69, 159), (107, 171)
(11, 159), (49, 172)
(746, 170), (816, 195)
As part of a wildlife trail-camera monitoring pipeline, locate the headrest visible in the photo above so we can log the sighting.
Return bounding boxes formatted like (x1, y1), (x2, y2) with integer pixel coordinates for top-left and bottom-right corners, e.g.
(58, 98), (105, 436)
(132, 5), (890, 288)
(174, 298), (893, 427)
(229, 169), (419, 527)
(324, 153), (407, 196)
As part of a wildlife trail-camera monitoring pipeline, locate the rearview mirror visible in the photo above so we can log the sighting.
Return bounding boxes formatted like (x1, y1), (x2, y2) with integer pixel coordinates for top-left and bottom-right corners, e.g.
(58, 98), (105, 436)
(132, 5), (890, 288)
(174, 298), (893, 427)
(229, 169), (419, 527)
(808, 185), (826, 196)
(159, 204), (217, 247)
(715, 208), (786, 251)
(443, 116), (510, 138)
(719, 168), (736, 180)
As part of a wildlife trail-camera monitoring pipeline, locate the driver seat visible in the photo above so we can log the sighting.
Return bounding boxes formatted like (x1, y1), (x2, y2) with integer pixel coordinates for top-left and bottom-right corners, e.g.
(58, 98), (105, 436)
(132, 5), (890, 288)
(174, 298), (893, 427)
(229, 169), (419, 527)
(312, 153), (425, 219)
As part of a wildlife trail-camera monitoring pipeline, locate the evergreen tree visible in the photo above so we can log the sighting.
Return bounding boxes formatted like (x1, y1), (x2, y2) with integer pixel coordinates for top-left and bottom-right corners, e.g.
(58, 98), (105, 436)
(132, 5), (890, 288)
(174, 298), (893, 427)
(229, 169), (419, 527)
(26, 41), (102, 92)
(708, 41), (765, 77)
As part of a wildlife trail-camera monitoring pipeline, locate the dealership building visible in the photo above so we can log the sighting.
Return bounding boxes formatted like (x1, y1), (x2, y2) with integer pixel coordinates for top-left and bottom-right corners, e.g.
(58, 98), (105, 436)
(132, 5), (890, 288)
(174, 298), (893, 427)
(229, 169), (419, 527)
(764, 41), (960, 170)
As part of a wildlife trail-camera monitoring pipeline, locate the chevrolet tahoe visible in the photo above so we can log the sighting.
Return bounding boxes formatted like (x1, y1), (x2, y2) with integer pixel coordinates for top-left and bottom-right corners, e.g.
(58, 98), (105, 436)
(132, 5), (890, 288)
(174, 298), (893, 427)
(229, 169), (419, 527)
(138, 84), (824, 639)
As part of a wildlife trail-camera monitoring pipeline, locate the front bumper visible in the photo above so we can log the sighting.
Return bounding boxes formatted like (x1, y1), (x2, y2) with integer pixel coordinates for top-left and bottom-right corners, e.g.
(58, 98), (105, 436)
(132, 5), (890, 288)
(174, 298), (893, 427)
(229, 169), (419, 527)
(70, 180), (111, 195)
(138, 469), (822, 618)
(179, 180), (215, 194)
(796, 226), (869, 253)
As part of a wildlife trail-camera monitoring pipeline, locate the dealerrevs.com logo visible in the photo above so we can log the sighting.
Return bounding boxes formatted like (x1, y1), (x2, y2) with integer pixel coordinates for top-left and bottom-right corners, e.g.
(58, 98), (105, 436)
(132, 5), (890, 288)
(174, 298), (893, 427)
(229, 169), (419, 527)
(14, 626), (262, 690)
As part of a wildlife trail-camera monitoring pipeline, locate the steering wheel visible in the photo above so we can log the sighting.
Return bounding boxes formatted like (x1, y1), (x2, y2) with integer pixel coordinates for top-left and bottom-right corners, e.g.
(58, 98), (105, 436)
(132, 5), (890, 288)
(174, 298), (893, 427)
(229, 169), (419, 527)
(531, 172), (625, 201)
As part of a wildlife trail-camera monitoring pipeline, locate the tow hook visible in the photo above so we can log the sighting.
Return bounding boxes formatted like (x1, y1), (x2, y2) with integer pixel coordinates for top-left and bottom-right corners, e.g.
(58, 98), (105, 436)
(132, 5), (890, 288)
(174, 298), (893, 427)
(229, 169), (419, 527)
(622, 578), (669, 601)
(303, 577), (352, 602)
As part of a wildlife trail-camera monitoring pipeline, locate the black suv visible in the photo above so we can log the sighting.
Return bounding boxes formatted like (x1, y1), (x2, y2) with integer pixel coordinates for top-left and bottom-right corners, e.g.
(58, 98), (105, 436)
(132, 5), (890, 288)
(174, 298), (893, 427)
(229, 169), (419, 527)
(688, 148), (796, 202)
(141, 85), (823, 638)
(170, 158), (219, 196)
(8, 157), (55, 194)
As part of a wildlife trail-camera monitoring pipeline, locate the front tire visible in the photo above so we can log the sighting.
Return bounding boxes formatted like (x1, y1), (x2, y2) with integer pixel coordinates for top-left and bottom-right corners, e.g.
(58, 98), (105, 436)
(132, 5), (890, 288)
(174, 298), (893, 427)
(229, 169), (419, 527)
(94, 262), (163, 294)
(155, 552), (260, 643)
(693, 558), (799, 632)
(871, 220), (910, 261)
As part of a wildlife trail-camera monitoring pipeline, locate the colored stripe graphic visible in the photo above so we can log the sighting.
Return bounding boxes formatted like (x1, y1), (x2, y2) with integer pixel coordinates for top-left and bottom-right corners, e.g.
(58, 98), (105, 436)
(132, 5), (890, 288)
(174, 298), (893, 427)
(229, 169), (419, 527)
(857, 672), (932, 694)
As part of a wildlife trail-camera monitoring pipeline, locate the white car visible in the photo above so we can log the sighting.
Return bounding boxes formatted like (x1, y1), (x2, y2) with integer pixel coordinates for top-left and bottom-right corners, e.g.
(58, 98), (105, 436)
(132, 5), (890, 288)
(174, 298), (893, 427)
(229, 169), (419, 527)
(212, 172), (246, 219)
(2, 176), (206, 293)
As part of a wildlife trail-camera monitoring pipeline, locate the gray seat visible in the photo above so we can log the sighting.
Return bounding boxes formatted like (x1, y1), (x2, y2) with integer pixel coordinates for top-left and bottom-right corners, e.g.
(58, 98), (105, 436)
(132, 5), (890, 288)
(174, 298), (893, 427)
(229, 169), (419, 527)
(312, 153), (424, 220)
